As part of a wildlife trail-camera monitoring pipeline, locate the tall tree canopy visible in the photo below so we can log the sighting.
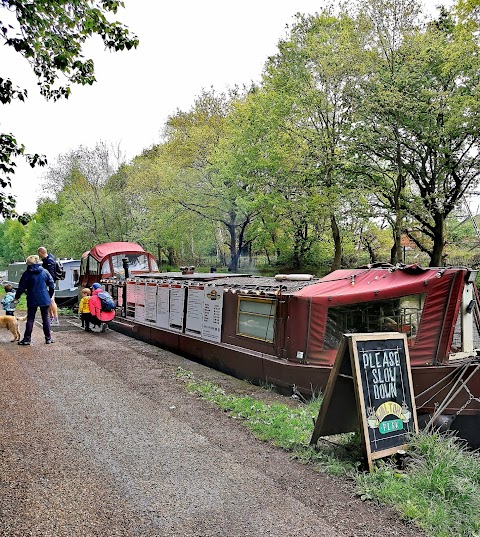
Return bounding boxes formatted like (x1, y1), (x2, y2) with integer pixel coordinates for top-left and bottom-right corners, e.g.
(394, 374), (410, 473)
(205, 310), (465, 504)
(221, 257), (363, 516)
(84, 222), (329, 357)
(152, 89), (259, 272)
(0, 0), (138, 217)
(5, 0), (479, 272)
(259, 9), (369, 270)
(42, 142), (132, 250)
(354, 1), (480, 265)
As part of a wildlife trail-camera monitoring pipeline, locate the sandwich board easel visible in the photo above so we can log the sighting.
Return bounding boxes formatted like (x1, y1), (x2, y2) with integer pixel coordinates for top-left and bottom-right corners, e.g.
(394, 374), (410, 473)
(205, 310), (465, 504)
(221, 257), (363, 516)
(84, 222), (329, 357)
(310, 333), (418, 471)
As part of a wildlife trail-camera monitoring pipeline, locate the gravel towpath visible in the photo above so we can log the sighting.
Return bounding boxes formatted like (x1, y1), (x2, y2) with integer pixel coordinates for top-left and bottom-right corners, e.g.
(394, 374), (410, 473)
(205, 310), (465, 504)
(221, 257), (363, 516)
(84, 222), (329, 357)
(0, 316), (425, 537)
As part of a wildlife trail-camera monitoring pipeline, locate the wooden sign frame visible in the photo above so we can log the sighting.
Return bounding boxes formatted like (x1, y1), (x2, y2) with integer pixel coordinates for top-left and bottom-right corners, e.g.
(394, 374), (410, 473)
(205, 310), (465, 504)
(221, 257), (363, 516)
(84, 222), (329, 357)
(310, 333), (418, 471)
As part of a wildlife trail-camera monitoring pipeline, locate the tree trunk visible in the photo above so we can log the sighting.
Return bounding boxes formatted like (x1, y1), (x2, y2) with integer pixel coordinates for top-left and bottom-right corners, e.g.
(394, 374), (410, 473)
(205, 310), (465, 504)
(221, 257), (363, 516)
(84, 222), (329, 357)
(157, 244), (162, 271)
(190, 233), (195, 261)
(292, 239), (300, 270)
(264, 248), (271, 265)
(330, 213), (342, 271)
(390, 219), (402, 265)
(292, 224), (303, 269)
(167, 247), (176, 267)
(429, 214), (446, 267)
(228, 221), (239, 272)
(364, 238), (377, 264)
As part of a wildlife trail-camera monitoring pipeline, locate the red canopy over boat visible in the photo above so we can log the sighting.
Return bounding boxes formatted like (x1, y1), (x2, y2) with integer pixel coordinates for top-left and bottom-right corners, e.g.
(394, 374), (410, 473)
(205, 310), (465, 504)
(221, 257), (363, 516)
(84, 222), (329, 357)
(79, 242), (159, 289)
(287, 265), (470, 367)
(82, 242), (147, 261)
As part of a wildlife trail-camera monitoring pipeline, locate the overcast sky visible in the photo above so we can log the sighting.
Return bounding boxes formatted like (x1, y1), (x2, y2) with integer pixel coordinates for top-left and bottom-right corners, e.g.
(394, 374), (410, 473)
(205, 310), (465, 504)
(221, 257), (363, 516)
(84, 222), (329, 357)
(1, 0), (449, 215)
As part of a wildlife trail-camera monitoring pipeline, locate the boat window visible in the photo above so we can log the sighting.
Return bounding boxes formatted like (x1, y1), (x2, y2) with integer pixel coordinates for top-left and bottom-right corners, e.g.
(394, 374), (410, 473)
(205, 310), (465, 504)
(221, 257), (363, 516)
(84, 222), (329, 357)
(237, 297), (276, 342)
(150, 257), (159, 272)
(110, 254), (149, 277)
(101, 259), (112, 274)
(88, 255), (100, 275)
(451, 303), (480, 352)
(324, 294), (425, 350)
(80, 257), (88, 275)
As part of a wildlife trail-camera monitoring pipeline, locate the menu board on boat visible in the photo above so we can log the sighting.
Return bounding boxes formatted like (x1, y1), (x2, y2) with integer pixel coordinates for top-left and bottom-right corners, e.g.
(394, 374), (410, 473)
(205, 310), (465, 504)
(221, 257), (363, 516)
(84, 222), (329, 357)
(134, 303), (146, 322)
(169, 285), (185, 332)
(185, 286), (204, 336)
(156, 284), (170, 329)
(202, 286), (223, 342)
(134, 281), (146, 323)
(126, 280), (136, 318)
(126, 280), (136, 304)
(310, 333), (418, 471)
(135, 281), (146, 306)
(117, 286), (123, 307)
(144, 283), (157, 323)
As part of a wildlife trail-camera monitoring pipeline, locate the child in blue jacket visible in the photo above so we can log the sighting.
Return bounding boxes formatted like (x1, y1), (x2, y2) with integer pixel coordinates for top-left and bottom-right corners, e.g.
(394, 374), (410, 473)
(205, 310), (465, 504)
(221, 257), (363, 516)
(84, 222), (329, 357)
(1, 284), (16, 316)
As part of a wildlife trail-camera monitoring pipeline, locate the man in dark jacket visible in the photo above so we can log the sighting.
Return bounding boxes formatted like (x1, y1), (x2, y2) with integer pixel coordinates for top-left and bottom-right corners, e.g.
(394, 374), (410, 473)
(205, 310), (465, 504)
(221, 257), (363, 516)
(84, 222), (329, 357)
(38, 245), (59, 325)
(14, 254), (55, 345)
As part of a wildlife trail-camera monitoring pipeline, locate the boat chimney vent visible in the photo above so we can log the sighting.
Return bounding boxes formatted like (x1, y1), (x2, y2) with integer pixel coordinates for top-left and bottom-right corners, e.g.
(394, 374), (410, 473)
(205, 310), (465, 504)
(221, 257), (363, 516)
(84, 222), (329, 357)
(122, 258), (130, 279)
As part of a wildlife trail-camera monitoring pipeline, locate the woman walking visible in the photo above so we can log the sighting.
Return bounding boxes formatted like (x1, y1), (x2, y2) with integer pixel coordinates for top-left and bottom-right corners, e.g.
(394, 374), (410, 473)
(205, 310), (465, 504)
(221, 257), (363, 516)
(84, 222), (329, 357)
(14, 254), (55, 345)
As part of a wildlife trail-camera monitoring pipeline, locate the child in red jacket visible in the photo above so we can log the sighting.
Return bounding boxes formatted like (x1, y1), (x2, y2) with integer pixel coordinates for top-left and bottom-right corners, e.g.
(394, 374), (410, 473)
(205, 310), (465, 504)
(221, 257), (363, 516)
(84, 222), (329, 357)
(89, 283), (115, 332)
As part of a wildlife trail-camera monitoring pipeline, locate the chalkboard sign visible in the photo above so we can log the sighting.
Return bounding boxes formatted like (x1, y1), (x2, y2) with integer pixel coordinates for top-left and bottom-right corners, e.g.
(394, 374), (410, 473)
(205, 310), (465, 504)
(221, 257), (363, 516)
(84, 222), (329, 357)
(310, 333), (418, 470)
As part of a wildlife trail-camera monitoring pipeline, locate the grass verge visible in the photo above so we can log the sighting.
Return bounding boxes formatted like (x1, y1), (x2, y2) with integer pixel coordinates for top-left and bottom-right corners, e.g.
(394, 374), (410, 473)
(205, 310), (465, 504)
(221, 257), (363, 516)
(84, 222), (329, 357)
(176, 367), (480, 537)
(356, 432), (480, 537)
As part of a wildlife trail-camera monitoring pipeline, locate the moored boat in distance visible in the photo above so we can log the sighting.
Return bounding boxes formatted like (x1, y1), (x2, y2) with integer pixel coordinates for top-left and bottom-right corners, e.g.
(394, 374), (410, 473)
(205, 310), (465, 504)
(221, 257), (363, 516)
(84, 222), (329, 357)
(91, 245), (480, 448)
(6, 259), (80, 305)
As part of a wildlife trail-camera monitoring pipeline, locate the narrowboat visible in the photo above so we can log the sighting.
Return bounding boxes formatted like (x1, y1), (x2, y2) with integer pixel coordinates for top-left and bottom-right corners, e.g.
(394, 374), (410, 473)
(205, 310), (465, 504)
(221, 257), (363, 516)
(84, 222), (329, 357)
(6, 259), (80, 305)
(94, 249), (480, 447)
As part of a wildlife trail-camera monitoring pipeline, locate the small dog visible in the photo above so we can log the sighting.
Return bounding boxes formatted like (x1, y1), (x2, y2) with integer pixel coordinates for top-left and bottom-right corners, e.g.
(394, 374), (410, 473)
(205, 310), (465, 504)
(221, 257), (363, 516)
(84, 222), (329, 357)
(0, 315), (27, 342)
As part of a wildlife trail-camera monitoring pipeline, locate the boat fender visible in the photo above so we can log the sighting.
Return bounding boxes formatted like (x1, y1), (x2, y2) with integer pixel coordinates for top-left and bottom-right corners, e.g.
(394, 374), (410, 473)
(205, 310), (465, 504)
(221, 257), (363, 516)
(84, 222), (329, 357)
(275, 274), (314, 281)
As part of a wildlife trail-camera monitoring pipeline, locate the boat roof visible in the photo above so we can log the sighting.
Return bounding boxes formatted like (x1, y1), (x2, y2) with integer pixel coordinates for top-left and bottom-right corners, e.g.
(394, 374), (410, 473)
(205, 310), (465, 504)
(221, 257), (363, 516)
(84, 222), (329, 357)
(133, 273), (320, 292)
(293, 264), (470, 303)
(8, 258), (79, 266)
(82, 242), (149, 261)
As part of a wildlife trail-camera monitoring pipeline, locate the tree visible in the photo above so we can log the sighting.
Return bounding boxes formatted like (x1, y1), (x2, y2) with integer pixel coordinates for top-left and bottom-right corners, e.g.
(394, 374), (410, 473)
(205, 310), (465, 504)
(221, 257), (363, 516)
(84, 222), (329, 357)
(354, 5), (480, 265)
(21, 197), (64, 255)
(154, 89), (259, 272)
(118, 143), (219, 268)
(259, 9), (368, 271)
(213, 87), (331, 269)
(0, 0), (138, 217)
(42, 142), (132, 252)
(0, 218), (25, 262)
(352, 0), (422, 264)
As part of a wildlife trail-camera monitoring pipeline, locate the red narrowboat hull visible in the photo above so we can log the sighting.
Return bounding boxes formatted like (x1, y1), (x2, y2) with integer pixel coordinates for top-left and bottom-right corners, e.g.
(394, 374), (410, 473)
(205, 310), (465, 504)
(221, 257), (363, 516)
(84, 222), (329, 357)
(110, 316), (480, 418)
